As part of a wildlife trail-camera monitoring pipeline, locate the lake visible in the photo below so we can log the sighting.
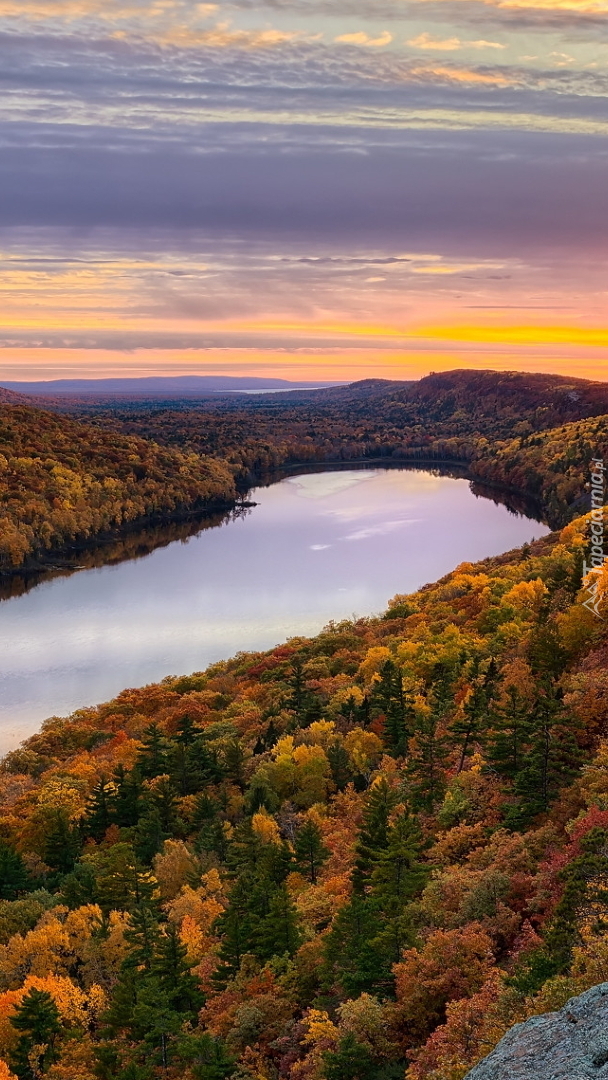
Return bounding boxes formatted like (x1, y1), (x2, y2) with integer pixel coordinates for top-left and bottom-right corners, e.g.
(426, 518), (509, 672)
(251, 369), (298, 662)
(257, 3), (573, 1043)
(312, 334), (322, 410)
(0, 466), (549, 754)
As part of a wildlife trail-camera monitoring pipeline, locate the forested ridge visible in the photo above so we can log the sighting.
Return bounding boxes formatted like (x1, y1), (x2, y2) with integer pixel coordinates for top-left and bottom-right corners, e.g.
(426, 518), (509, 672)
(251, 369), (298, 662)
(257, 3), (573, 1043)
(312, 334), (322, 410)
(69, 369), (608, 527)
(0, 513), (607, 1080)
(0, 403), (235, 571)
(3, 369), (608, 573)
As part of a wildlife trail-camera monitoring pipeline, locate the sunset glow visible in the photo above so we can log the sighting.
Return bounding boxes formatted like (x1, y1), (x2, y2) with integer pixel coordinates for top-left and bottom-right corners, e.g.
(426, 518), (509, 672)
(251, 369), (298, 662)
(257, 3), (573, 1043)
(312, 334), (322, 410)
(0, 0), (606, 384)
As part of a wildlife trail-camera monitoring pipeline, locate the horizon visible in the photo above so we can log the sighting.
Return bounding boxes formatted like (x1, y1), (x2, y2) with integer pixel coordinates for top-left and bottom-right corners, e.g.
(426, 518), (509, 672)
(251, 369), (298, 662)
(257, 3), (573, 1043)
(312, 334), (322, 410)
(1, 1), (607, 385)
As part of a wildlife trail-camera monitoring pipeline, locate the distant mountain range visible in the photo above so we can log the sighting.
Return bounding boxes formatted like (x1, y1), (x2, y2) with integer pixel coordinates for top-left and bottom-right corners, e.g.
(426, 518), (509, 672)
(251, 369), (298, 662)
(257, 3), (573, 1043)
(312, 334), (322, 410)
(0, 376), (344, 396)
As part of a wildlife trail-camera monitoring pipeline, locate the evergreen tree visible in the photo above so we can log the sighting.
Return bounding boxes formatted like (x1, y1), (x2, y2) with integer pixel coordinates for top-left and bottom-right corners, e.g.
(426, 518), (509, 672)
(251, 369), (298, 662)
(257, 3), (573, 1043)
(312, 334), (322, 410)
(136, 723), (170, 779)
(327, 740), (353, 792)
(324, 1033), (376, 1080)
(352, 778), (396, 894)
(43, 808), (80, 875)
(10, 988), (61, 1079)
(153, 922), (204, 1016)
(294, 819), (328, 884)
(84, 774), (117, 841)
(508, 681), (581, 826)
(213, 877), (257, 985)
(0, 841), (30, 899)
(123, 902), (161, 972)
(407, 708), (449, 812)
(487, 686), (533, 781)
(113, 765), (142, 827)
(372, 659), (412, 756)
(322, 895), (388, 997)
(257, 884), (302, 961)
(371, 811), (427, 907)
(449, 656), (496, 773)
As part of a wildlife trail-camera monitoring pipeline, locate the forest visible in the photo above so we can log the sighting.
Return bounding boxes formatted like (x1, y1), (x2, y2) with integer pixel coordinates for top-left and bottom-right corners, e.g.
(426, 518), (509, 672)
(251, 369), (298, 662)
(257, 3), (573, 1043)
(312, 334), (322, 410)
(3, 369), (608, 574)
(0, 395), (235, 572)
(0, 506), (607, 1080)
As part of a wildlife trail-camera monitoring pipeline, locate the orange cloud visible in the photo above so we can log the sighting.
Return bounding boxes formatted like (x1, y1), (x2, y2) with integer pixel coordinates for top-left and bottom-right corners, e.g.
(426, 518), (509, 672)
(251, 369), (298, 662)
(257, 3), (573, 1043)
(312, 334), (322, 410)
(409, 64), (516, 86)
(335, 30), (393, 46)
(408, 32), (506, 50)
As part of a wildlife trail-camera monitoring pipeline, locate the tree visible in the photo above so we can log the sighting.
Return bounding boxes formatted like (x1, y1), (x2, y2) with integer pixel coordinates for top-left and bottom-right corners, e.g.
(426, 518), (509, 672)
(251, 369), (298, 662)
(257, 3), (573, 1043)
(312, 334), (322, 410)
(294, 820), (328, 885)
(0, 843), (30, 900)
(136, 724), (170, 779)
(42, 809), (80, 875)
(152, 922), (204, 1016)
(9, 988), (61, 1079)
(113, 765), (142, 828)
(84, 775), (116, 841)
(324, 1033), (375, 1080)
(508, 681), (581, 826)
(257, 885), (302, 961)
(352, 779), (396, 894)
(372, 660), (412, 756)
(123, 903), (161, 972)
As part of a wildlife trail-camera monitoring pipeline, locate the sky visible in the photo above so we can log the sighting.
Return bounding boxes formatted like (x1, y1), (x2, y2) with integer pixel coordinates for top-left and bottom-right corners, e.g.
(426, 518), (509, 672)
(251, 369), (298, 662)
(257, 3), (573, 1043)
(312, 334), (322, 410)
(1, 0), (607, 383)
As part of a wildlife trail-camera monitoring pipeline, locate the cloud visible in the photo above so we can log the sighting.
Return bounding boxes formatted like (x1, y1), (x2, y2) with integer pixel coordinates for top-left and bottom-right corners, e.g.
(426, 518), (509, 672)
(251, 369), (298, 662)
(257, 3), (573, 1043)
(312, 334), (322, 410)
(408, 32), (462, 49)
(335, 30), (393, 46)
(409, 63), (516, 85)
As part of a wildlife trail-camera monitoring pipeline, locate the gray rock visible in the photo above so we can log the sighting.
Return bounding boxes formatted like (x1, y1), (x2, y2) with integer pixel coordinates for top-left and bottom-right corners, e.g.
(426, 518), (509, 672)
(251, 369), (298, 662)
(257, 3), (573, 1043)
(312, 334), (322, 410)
(464, 983), (608, 1080)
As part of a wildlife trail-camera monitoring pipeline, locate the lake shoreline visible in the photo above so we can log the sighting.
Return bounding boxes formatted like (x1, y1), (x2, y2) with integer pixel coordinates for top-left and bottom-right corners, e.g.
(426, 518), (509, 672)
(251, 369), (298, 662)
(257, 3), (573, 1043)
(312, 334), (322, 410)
(0, 456), (547, 592)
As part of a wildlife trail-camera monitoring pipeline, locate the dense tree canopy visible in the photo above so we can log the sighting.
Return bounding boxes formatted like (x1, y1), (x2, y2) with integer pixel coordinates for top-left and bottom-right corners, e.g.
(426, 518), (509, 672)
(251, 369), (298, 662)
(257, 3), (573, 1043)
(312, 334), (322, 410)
(0, 509), (607, 1079)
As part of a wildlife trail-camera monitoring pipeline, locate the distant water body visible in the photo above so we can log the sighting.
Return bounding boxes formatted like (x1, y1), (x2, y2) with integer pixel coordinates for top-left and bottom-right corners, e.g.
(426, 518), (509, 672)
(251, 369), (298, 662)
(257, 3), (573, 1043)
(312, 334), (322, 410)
(0, 466), (549, 754)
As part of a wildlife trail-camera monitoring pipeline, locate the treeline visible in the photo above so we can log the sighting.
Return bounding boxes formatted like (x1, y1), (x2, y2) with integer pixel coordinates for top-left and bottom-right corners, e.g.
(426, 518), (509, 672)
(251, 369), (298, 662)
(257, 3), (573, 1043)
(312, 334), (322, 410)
(0, 404), (236, 572)
(0, 514), (607, 1079)
(3, 369), (608, 573)
(69, 370), (608, 526)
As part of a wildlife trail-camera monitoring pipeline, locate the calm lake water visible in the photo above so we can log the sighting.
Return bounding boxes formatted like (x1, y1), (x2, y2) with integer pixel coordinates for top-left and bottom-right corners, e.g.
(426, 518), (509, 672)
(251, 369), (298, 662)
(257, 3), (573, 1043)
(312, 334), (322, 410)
(0, 467), (549, 753)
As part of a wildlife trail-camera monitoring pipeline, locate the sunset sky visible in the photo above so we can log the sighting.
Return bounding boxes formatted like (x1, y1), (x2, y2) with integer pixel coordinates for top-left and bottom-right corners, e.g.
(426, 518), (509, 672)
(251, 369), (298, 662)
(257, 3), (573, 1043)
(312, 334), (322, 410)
(1, 0), (608, 382)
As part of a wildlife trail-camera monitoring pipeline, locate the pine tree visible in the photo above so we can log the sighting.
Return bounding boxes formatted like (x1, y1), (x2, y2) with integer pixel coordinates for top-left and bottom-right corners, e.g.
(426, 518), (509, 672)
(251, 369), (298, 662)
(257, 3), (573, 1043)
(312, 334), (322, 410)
(508, 681), (581, 827)
(372, 659), (412, 756)
(487, 686), (532, 781)
(327, 740), (353, 792)
(136, 723), (170, 779)
(10, 988), (61, 1079)
(0, 841), (30, 899)
(294, 820), (328, 884)
(449, 657), (496, 773)
(324, 1033), (376, 1080)
(352, 778), (396, 894)
(408, 708), (449, 812)
(113, 765), (142, 827)
(153, 922), (204, 1016)
(257, 884), (302, 961)
(123, 903), (161, 972)
(43, 808), (81, 874)
(371, 812), (427, 907)
(213, 877), (257, 985)
(322, 895), (388, 997)
(84, 774), (117, 840)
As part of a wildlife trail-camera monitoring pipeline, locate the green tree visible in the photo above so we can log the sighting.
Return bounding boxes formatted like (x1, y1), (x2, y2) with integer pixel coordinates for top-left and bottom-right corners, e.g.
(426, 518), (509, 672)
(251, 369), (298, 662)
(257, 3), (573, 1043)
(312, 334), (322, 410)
(10, 987), (61, 1079)
(257, 884), (302, 961)
(294, 820), (328, 885)
(84, 774), (117, 841)
(324, 1033), (375, 1080)
(0, 842), (30, 900)
(153, 922), (204, 1016)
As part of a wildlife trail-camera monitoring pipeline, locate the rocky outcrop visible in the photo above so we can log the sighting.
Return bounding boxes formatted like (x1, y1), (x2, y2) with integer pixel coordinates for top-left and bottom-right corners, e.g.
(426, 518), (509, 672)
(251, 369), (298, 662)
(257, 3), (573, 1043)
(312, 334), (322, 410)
(465, 983), (608, 1080)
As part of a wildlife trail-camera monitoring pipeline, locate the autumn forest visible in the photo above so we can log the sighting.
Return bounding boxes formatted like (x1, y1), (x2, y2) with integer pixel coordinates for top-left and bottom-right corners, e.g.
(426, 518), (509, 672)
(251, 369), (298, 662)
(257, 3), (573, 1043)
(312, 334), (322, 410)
(0, 371), (607, 1080)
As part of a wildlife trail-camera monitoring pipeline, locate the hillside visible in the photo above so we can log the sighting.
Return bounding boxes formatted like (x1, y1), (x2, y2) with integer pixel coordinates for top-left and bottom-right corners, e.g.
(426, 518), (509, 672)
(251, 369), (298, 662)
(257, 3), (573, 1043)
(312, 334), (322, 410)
(0, 403), (235, 572)
(0, 515), (607, 1079)
(2, 368), (608, 573)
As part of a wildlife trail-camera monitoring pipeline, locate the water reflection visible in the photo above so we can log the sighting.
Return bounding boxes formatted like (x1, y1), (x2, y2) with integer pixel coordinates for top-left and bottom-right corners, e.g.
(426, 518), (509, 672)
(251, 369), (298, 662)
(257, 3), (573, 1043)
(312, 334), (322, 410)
(0, 466), (549, 753)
